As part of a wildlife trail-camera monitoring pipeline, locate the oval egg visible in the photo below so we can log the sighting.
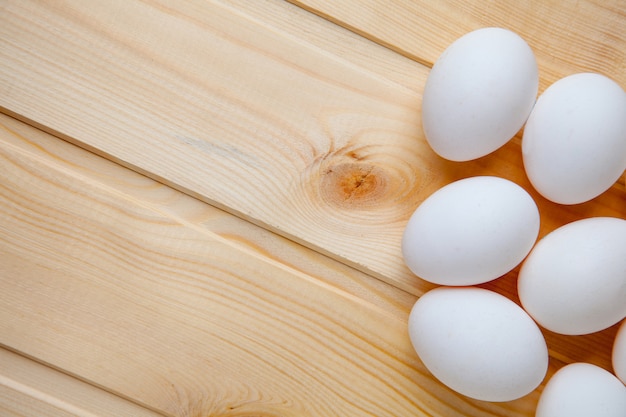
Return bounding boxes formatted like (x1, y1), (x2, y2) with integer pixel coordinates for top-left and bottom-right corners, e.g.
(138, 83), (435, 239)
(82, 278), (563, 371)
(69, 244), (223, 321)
(422, 27), (538, 161)
(535, 363), (626, 417)
(522, 73), (626, 204)
(408, 287), (548, 402)
(518, 217), (626, 335)
(402, 176), (539, 285)
(613, 320), (626, 385)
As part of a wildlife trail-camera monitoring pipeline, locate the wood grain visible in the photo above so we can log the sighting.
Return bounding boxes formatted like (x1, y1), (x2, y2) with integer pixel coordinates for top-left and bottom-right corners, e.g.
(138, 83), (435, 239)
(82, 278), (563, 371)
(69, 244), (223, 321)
(0, 0), (427, 294)
(1, 0), (624, 298)
(288, 0), (626, 91)
(0, 116), (547, 417)
(0, 112), (416, 323)
(0, 348), (162, 417)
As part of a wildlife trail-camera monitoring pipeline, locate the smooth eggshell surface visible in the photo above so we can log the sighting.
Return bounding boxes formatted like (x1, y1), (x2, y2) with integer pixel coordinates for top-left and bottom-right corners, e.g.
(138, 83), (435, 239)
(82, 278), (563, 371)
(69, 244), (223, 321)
(422, 27), (538, 161)
(522, 73), (626, 204)
(535, 363), (626, 417)
(613, 320), (626, 385)
(402, 176), (539, 285)
(518, 217), (626, 335)
(408, 287), (548, 402)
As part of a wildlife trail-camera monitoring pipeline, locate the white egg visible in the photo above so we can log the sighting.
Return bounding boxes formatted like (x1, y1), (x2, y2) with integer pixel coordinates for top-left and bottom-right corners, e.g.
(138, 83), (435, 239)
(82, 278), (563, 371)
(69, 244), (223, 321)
(518, 217), (626, 335)
(422, 27), (538, 161)
(535, 363), (626, 417)
(408, 287), (548, 402)
(522, 73), (626, 204)
(402, 176), (539, 285)
(613, 320), (626, 385)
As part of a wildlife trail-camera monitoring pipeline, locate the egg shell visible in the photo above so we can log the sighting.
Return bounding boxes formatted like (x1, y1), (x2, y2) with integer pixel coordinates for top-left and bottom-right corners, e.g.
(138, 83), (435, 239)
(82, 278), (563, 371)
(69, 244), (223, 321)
(522, 73), (626, 204)
(422, 27), (538, 161)
(402, 176), (539, 285)
(408, 287), (548, 402)
(613, 320), (626, 385)
(518, 217), (626, 335)
(535, 363), (626, 417)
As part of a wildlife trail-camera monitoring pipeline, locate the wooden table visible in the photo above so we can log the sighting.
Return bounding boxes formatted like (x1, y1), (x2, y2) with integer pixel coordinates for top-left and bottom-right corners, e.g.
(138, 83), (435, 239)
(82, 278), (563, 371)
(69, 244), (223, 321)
(0, 1), (624, 416)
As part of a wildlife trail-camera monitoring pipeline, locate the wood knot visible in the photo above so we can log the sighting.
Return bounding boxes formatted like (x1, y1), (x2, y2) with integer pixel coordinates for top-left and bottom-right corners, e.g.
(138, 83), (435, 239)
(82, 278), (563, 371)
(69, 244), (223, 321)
(320, 162), (388, 209)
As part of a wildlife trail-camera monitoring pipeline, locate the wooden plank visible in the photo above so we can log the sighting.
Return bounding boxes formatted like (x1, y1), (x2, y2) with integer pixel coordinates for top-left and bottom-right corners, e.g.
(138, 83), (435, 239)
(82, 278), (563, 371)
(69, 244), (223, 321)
(0, 117), (543, 417)
(288, 0), (626, 91)
(0, 112), (416, 323)
(0, 348), (163, 417)
(1, 0), (624, 297)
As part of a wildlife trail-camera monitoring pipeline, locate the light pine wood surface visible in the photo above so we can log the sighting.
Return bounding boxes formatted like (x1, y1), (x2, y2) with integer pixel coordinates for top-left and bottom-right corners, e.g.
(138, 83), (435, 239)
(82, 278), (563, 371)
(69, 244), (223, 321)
(0, 0), (624, 416)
